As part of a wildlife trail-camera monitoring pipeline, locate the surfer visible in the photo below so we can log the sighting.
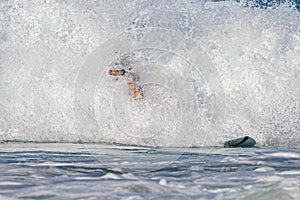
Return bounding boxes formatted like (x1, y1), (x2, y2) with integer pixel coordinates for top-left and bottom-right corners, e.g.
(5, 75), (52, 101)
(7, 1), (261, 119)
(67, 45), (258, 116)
(108, 69), (143, 99)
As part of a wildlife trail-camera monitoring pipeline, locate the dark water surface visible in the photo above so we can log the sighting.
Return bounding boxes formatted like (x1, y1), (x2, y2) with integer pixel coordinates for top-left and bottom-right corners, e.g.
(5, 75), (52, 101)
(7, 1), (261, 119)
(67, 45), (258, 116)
(0, 143), (299, 199)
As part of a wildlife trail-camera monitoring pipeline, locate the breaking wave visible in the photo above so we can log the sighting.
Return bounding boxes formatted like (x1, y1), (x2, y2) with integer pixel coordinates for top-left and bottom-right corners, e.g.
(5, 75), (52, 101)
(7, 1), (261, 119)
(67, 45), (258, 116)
(0, 0), (299, 148)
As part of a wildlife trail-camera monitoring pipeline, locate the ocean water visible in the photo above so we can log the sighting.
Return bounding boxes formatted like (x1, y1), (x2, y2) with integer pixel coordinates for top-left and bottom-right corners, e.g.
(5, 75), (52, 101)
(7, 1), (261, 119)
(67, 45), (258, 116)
(0, 143), (300, 199)
(1, 0), (300, 199)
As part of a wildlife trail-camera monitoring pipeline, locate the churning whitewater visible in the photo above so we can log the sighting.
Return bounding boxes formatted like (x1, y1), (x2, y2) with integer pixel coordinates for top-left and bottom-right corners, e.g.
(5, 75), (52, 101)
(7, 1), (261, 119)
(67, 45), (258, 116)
(0, 0), (299, 148)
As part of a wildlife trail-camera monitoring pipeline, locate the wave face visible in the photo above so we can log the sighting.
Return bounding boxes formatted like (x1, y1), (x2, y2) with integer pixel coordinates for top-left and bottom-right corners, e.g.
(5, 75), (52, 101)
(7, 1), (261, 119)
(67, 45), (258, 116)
(0, 0), (299, 147)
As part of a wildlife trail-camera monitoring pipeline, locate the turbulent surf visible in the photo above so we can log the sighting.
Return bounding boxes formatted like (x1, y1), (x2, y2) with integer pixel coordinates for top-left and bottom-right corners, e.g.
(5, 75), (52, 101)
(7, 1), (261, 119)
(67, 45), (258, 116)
(0, 0), (299, 148)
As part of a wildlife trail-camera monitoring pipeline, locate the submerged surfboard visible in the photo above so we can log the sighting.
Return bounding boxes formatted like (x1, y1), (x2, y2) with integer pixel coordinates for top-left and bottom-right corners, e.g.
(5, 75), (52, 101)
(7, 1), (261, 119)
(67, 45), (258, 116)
(224, 136), (256, 148)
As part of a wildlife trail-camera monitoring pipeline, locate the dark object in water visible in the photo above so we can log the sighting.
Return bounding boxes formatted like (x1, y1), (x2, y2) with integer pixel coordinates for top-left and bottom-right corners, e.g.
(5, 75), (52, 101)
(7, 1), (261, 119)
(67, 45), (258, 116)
(224, 136), (256, 148)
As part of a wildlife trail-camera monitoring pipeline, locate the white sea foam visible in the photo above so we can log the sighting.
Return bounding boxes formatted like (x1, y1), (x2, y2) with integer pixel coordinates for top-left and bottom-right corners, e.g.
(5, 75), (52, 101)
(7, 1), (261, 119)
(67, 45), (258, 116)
(0, 1), (299, 147)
